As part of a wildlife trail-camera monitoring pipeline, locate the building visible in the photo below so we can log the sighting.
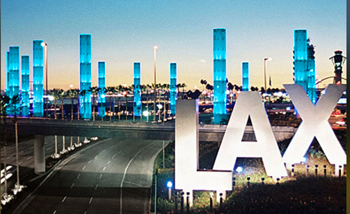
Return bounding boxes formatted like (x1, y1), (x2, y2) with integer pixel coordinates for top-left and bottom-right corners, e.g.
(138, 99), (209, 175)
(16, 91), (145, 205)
(80, 34), (92, 119)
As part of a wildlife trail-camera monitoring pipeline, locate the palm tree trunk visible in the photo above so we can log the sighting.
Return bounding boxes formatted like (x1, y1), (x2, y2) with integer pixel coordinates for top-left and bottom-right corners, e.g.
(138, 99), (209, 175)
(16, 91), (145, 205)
(54, 100), (57, 119)
(71, 97), (74, 120)
(92, 95), (95, 121)
(77, 97), (80, 120)
(61, 98), (64, 120)
(118, 98), (121, 121)
(15, 120), (20, 189)
(125, 96), (128, 121)
(109, 93), (112, 121)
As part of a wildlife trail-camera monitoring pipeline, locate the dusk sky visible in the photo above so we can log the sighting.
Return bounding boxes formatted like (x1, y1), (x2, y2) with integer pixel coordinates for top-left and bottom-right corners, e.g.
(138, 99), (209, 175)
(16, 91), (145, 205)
(1, 0), (346, 91)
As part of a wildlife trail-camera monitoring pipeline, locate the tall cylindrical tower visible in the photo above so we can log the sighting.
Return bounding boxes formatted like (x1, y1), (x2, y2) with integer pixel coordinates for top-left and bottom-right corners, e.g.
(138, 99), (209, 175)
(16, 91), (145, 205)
(242, 62), (249, 91)
(98, 62), (106, 117)
(80, 34), (92, 119)
(133, 62), (141, 117)
(170, 63), (177, 116)
(33, 41), (44, 117)
(21, 55), (30, 116)
(213, 28), (227, 124)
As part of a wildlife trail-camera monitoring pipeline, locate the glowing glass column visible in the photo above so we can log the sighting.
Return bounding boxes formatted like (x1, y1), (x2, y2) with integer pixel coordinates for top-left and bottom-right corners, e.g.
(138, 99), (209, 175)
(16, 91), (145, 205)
(242, 62), (249, 91)
(307, 43), (316, 104)
(7, 46), (20, 115)
(293, 30), (308, 91)
(6, 52), (9, 93)
(133, 62), (141, 116)
(213, 28), (227, 124)
(80, 34), (92, 119)
(22, 56), (30, 116)
(98, 62), (106, 117)
(33, 40), (44, 117)
(170, 63), (177, 116)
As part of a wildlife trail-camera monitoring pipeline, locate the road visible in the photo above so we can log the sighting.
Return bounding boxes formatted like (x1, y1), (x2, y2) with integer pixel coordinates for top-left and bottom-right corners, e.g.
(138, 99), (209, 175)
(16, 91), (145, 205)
(14, 138), (165, 214)
(1, 135), (85, 196)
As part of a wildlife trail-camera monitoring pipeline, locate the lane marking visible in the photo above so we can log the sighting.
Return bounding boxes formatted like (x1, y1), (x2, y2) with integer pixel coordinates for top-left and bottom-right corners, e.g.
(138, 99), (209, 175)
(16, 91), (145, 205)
(71, 183), (75, 189)
(19, 161), (22, 165)
(107, 161), (111, 165)
(7, 157), (10, 159)
(84, 211), (87, 214)
(82, 166), (86, 170)
(119, 141), (158, 214)
(47, 147), (52, 150)
(62, 196), (67, 202)
(89, 197), (93, 204)
(99, 174), (103, 179)
(53, 210), (57, 214)
(27, 156), (33, 160)
(95, 184), (98, 190)
(103, 167), (106, 171)
(112, 154), (116, 159)
(77, 174), (80, 179)
(88, 160), (92, 163)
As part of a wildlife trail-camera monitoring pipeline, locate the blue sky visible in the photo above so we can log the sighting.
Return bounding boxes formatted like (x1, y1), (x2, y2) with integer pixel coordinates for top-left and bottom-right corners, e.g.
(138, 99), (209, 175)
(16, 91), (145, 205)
(1, 0), (346, 90)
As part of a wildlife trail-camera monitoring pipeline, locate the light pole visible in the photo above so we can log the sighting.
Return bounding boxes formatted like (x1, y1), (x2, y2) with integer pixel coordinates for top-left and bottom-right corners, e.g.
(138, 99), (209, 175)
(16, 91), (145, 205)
(167, 181), (173, 200)
(153, 45), (158, 121)
(264, 57), (272, 91)
(41, 42), (48, 118)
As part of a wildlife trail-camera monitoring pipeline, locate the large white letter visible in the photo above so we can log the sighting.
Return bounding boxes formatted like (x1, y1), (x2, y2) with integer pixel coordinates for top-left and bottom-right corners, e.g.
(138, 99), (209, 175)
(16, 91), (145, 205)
(175, 100), (232, 203)
(213, 92), (287, 179)
(283, 84), (346, 166)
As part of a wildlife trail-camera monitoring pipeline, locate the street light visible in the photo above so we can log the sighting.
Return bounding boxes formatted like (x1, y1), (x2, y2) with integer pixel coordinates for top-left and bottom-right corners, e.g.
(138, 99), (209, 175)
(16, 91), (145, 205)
(167, 181), (173, 200)
(264, 57), (272, 91)
(41, 42), (48, 118)
(41, 42), (49, 117)
(153, 45), (158, 121)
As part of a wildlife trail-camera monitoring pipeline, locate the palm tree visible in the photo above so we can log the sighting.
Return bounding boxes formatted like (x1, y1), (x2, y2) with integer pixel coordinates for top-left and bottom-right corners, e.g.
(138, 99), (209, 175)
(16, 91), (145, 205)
(58, 89), (65, 120)
(88, 86), (100, 121)
(106, 86), (116, 121)
(66, 89), (79, 120)
(49, 88), (64, 120)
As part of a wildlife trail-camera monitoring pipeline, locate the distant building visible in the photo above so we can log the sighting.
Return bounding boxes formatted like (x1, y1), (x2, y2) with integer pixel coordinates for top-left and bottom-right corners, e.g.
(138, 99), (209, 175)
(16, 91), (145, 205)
(293, 30), (316, 104)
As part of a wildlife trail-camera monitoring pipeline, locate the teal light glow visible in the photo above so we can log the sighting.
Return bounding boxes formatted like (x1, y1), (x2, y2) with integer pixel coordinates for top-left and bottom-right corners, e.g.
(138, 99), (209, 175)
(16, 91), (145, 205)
(213, 28), (227, 124)
(80, 34), (92, 119)
(170, 63), (177, 116)
(307, 43), (316, 104)
(293, 30), (307, 91)
(133, 62), (141, 117)
(242, 62), (249, 91)
(293, 30), (316, 104)
(21, 55), (30, 116)
(7, 46), (20, 115)
(98, 62), (106, 117)
(33, 40), (44, 117)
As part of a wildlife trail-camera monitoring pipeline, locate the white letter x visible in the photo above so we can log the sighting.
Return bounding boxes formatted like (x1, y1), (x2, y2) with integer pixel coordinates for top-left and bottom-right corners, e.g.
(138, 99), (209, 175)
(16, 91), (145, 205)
(283, 84), (346, 166)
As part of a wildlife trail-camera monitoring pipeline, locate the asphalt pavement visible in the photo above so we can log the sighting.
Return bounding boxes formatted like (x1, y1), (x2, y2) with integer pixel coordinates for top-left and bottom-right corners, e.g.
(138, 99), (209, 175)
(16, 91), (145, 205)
(13, 137), (165, 214)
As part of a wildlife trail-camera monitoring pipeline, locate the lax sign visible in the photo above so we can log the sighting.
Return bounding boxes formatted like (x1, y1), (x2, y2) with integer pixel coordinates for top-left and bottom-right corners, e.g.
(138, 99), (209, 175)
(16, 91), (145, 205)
(175, 84), (346, 195)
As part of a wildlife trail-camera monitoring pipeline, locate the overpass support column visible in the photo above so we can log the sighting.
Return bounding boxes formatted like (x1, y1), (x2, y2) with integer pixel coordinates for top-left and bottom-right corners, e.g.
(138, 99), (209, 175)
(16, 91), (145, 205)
(34, 135), (45, 174)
